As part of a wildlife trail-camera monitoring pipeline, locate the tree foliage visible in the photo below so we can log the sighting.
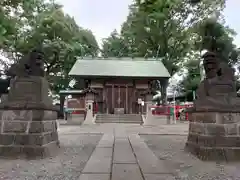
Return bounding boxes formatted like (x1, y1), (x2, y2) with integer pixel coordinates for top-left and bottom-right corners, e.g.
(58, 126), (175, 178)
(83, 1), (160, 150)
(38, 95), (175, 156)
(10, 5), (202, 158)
(179, 18), (240, 97)
(193, 18), (239, 64)
(102, 30), (129, 57)
(0, 0), (99, 93)
(102, 0), (226, 76)
(101, 0), (226, 103)
(179, 55), (201, 99)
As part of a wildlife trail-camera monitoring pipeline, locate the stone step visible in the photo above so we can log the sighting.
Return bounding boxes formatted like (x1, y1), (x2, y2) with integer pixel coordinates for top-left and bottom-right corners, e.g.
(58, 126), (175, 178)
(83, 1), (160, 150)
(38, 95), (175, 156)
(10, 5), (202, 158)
(95, 114), (143, 124)
(96, 114), (140, 116)
(95, 120), (143, 123)
(96, 118), (142, 120)
(95, 119), (142, 121)
(96, 116), (141, 117)
(95, 121), (142, 124)
(96, 118), (141, 121)
(96, 119), (142, 121)
(96, 116), (141, 118)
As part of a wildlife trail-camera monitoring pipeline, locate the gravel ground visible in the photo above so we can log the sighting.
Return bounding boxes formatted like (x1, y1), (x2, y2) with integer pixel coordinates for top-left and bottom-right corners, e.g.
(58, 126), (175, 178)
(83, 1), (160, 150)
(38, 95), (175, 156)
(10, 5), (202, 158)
(141, 135), (240, 180)
(0, 134), (102, 180)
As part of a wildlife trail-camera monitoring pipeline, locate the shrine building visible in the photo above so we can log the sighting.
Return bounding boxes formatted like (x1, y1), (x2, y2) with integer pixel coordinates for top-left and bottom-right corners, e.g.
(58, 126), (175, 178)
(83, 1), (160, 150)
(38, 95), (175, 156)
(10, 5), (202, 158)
(59, 57), (170, 123)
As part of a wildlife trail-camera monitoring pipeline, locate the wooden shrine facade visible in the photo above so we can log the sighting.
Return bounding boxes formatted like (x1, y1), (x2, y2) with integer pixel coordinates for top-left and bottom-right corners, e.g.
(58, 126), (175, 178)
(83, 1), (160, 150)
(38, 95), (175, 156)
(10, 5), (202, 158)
(61, 57), (171, 115)
(89, 79), (153, 114)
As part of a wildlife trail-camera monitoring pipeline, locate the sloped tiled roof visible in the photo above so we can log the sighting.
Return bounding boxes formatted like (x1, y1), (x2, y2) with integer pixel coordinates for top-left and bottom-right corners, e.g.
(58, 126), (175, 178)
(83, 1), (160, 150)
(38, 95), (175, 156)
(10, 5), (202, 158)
(69, 57), (170, 78)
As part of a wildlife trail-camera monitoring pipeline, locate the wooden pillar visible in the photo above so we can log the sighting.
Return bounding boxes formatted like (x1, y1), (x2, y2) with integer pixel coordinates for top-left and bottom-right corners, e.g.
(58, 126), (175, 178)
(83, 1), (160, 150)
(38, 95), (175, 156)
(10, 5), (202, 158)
(111, 84), (115, 111)
(132, 87), (136, 114)
(103, 85), (106, 113)
(106, 87), (109, 114)
(118, 85), (120, 107)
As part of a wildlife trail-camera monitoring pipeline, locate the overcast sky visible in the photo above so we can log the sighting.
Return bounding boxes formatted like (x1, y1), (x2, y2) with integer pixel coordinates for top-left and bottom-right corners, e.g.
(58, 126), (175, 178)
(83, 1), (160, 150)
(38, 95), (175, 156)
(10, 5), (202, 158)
(57, 0), (240, 47)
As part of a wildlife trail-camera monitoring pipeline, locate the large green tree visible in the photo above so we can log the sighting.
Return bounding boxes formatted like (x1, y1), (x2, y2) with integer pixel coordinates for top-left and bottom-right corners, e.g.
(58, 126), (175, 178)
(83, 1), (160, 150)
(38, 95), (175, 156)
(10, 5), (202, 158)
(0, 1), (99, 93)
(102, 30), (129, 57)
(102, 0), (225, 104)
(193, 18), (238, 65)
(103, 0), (226, 69)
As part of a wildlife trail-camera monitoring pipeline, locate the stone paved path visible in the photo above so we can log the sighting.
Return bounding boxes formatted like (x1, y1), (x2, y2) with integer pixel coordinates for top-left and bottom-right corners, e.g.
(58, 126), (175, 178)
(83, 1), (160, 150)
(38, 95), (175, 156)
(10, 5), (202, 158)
(0, 122), (240, 180)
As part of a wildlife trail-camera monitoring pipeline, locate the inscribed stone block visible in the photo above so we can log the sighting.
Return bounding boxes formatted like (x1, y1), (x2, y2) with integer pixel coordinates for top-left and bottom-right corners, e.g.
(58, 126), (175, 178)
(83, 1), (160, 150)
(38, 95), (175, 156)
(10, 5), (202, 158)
(3, 121), (28, 133)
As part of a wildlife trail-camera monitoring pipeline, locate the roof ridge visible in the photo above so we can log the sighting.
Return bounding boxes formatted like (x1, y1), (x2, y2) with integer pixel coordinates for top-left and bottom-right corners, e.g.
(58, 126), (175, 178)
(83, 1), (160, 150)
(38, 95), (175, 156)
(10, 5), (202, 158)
(77, 57), (161, 61)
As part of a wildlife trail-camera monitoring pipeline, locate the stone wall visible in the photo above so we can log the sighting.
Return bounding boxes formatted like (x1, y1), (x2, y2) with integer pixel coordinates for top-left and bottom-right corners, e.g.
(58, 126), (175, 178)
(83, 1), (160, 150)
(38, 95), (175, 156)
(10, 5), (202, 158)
(186, 112), (240, 161)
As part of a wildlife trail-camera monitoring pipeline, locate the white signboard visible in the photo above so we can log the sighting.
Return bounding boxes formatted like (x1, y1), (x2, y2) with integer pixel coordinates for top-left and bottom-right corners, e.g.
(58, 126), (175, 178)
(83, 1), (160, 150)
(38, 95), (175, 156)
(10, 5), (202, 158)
(138, 98), (142, 104)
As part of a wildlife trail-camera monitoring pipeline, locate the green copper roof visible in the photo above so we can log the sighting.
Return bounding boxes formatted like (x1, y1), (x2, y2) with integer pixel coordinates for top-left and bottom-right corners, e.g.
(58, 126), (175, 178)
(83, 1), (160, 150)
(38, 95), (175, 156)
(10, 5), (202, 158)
(69, 57), (170, 78)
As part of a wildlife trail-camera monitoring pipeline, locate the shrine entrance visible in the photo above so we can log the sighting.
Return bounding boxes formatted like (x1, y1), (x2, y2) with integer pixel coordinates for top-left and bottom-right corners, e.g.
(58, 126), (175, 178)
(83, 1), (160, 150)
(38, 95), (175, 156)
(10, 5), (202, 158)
(106, 84), (134, 114)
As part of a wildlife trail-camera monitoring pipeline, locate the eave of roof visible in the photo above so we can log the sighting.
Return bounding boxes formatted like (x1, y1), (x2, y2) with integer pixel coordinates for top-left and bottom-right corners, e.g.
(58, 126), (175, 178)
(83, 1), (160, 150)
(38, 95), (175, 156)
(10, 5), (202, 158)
(69, 57), (171, 78)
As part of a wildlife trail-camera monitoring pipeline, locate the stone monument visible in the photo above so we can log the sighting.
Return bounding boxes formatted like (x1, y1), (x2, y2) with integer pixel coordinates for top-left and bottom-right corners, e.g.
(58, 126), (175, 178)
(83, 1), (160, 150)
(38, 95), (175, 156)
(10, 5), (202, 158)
(140, 87), (156, 125)
(0, 47), (60, 159)
(83, 87), (98, 125)
(185, 51), (240, 161)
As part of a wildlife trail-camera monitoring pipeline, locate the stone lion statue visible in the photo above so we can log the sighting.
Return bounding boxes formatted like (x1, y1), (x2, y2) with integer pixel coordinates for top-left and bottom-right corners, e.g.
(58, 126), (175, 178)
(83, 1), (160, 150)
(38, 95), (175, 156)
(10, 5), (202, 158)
(7, 47), (45, 77)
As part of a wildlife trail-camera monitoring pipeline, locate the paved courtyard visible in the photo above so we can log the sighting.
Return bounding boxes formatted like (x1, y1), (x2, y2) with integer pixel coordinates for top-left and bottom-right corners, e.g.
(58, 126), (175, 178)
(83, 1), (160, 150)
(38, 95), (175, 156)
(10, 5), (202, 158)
(0, 122), (240, 180)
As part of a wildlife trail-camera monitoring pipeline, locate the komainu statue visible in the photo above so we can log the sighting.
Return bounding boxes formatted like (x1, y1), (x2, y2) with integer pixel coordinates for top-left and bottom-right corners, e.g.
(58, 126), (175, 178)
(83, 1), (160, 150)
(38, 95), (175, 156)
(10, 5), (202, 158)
(185, 51), (240, 161)
(0, 47), (59, 159)
(7, 47), (45, 77)
(193, 51), (240, 111)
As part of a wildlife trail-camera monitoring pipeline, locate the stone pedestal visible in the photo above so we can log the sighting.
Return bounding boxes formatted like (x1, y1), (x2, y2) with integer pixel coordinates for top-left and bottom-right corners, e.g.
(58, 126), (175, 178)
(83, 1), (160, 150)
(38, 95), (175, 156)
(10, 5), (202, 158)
(0, 110), (59, 158)
(185, 112), (240, 161)
(0, 76), (60, 159)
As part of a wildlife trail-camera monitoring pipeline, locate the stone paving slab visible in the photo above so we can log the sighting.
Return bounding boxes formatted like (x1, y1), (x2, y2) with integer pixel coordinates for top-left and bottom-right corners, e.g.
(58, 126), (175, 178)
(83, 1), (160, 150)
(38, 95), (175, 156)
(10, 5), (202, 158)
(112, 163), (144, 180)
(144, 174), (175, 180)
(79, 173), (110, 180)
(81, 134), (114, 175)
(129, 134), (175, 174)
(97, 134), (114, 148)
(81, 147), (112, 173)
(113, 138), (136, 164)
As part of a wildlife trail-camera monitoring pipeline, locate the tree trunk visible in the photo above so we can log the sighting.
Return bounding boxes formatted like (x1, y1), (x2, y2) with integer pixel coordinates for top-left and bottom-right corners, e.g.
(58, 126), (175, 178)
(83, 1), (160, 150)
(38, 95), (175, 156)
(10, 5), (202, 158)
(160, 79), (168, 105)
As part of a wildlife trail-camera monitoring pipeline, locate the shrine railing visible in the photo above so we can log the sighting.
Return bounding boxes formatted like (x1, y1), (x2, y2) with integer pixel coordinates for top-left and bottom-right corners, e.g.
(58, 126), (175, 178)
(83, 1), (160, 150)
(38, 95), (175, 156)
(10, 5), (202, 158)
(151, 104), (193, 121)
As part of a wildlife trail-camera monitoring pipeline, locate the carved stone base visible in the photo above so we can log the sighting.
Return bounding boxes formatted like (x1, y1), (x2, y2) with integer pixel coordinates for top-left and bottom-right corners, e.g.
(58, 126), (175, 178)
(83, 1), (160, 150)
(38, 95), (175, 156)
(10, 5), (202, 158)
(185, 112), (240, 161)
(0, 76), (57, 111)
(185, 142), (240, 161)
(0, 110), (60, 159)
(193, 97), (240, 112)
